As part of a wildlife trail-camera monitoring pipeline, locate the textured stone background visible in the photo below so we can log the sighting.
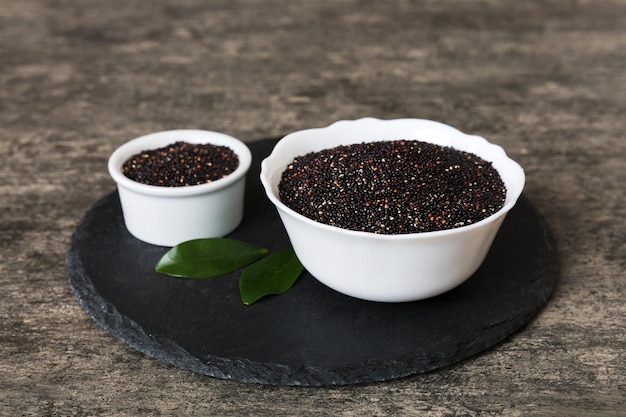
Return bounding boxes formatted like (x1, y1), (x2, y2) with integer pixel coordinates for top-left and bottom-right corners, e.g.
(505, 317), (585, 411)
(1, 0), (624, 416)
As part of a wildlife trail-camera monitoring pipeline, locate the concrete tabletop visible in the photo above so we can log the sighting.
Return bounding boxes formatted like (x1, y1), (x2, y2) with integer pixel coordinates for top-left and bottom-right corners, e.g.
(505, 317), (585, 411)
(1, 1), (624, 416)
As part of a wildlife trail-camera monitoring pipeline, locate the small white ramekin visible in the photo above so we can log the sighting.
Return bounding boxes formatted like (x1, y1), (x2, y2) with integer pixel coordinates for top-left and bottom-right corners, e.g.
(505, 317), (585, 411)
(260, 118), (525, 302)
(108, 129), (251, 247)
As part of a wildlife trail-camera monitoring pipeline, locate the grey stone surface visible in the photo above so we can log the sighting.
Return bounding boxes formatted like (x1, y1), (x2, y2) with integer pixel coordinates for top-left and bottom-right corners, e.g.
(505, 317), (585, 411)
(1, 0), (624, 415)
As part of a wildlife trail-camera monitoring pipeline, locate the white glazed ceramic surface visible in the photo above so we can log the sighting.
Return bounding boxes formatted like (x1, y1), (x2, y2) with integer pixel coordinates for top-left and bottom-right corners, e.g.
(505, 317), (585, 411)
(108, 129), (251, 247)
(260, 118), (525, 302)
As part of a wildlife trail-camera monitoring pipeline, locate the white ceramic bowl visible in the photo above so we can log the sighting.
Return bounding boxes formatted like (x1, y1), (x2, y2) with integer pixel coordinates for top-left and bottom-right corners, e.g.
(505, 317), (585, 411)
(108, 129), (251, 247)
(260, 118), (525, 302)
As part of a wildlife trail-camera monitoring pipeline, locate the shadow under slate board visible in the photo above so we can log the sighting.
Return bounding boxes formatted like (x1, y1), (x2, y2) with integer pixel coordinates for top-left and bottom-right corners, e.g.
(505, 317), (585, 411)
(66, 138), (558, 386)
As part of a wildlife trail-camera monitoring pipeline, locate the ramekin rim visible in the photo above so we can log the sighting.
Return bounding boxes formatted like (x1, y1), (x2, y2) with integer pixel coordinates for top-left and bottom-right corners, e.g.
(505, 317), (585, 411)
(108, 129), (252, 197)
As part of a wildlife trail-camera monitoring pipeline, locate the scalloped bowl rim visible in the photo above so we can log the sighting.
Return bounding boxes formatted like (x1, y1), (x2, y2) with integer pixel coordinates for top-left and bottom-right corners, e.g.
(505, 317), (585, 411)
(260, 118), (525, 241)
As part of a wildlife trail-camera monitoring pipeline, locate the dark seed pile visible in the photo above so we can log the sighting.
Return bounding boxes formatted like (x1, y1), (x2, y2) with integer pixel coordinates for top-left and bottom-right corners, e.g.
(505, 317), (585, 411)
(122, 141), (239, 187)
(279, 140), (507, 234)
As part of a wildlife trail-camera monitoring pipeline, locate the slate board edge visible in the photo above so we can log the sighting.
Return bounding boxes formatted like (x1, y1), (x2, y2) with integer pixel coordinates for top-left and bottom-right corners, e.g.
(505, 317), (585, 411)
(65, 139), (558, 387)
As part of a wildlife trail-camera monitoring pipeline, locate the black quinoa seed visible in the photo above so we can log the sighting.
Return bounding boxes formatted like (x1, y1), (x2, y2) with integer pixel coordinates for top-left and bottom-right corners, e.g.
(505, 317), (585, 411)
(278, 140), (507, 234)
(122, 141), (239, 187)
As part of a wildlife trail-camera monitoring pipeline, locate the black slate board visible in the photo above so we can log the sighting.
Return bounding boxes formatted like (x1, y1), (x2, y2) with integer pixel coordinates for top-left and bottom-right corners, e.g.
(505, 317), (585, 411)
(66, 138), (558, 386)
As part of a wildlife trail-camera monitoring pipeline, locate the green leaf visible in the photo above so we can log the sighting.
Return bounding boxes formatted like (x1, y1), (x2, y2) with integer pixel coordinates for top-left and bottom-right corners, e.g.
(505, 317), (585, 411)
(239, 248), (304, 305)
(155, 238), (269, 278)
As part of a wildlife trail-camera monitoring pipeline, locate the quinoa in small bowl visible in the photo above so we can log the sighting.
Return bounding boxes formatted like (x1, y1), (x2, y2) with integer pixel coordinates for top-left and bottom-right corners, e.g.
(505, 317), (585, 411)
(260, 118), (525, 302)
(108, 129), (251, 247)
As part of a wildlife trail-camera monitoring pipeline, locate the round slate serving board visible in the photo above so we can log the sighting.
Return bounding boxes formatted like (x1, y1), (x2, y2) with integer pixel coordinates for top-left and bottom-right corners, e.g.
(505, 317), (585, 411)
(66, 138), (558, 386)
